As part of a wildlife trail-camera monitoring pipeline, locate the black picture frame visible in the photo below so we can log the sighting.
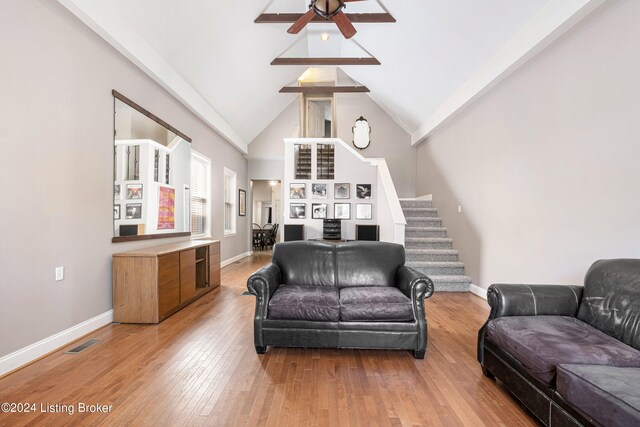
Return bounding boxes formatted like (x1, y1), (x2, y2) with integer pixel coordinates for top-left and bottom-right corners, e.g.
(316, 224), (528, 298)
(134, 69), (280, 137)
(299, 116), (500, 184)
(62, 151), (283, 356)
(126, 183), (143, 200)
(356, 203), (373, 220)
(334, 203), (351, 220)
(125, 203), (142, 219)
(312, 203), (328, 219)
(356, 184), (372, 199)
(290, 183), (306, 199)
(290, 203), (306, 219)
(312, 183), (327, 199)
(238, 189), (246, 216)
(334, 183), (350, 199)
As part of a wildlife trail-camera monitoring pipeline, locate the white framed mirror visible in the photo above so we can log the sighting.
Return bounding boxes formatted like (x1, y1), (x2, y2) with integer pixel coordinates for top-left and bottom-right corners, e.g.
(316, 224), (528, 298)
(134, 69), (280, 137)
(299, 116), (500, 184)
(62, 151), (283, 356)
(352, 116), (371, 150)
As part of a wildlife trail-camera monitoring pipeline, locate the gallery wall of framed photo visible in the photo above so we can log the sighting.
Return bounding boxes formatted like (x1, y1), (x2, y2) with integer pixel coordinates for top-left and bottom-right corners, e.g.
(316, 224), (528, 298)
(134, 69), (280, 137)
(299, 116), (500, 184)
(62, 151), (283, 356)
(284, 140), (378, 241)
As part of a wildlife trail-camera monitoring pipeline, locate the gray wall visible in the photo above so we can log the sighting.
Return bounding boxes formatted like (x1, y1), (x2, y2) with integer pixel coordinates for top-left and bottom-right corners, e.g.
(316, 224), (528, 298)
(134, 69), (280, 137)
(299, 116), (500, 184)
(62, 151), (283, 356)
(335, 94), (416, 198)
(248, 94), (416, 198)
(0, 1), (249, 358)
(415, 0), (640, 289)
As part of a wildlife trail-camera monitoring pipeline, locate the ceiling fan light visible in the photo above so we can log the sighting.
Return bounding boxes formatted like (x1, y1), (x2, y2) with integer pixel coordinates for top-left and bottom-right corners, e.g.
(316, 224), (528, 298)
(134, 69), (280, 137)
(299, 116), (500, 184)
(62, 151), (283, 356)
(311, 0), (344, 18)
(321, 32), (330, 41)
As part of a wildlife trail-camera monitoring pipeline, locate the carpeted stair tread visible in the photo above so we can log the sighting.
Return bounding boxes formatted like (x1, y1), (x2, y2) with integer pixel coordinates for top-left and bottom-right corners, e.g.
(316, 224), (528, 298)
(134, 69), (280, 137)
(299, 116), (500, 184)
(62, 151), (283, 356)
(406, 261), (464, 268)
(405, 238), (452, 243)
(400, 200), (432, 207)
(406, 249), (458, 255)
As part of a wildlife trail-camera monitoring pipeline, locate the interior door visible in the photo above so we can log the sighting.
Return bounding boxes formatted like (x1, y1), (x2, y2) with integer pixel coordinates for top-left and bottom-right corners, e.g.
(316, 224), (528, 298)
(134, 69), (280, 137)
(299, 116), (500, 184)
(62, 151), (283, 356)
(307, 100), (326, 138)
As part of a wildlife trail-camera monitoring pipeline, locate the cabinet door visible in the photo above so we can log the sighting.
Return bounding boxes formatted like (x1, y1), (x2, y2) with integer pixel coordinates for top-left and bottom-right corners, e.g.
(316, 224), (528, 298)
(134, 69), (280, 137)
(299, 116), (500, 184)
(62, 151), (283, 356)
(209, 243), (221, 288)
(180, 249), (196, 302)
(158, 253), (180, 318)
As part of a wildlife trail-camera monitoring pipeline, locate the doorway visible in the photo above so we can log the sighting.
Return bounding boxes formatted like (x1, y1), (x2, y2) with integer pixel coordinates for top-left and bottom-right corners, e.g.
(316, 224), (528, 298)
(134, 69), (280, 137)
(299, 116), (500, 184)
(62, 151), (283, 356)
(304, 97), (333, 138)
(250, 180), (282, 249)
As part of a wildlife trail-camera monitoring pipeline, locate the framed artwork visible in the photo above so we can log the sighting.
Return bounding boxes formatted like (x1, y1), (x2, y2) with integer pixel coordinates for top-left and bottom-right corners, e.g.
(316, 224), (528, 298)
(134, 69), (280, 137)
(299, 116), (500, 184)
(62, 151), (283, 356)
(114, 204), (121, 220)
(114, 184), (121, 200)
(290, 183), (306, 199)
(126, 183), (143, 200)
(334, 183), (350, 199)
(356, 203), (373, 220)
(312, 203), (328, 219)
(238, 189), (246, 216)
(356, 184), (372, 199)
(334, 203), (351, 220)
(312, 183), (327, 199)
(157, 187), (175, 230)
(290, 203), (306, 219)
(125, 203), (142, 219)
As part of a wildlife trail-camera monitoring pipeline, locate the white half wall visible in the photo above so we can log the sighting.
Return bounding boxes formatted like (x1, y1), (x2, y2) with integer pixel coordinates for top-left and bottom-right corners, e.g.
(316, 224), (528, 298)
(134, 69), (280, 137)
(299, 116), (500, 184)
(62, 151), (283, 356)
(415, 0), (640, 289)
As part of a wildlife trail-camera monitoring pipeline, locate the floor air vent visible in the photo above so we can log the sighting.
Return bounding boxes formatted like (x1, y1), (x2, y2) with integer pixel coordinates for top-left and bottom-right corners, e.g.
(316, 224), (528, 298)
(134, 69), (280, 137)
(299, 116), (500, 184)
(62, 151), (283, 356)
(64, 339), (101, 354)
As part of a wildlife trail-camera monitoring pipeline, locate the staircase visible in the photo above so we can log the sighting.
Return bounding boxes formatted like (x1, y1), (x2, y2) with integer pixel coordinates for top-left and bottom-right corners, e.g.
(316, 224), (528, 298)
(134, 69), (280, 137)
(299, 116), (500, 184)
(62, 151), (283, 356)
(401, 199), (471, 292)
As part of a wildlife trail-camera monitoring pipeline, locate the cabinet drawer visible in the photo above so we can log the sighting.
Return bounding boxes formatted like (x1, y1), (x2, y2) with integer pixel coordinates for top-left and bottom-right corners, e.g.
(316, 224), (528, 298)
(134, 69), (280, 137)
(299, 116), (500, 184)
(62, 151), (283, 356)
(158, 253), (179, 285)
(209, 243), (220, 256)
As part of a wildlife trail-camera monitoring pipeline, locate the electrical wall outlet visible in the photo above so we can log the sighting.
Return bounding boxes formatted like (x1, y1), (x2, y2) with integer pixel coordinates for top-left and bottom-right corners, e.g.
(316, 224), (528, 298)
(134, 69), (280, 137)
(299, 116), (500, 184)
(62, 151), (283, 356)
(458, 205), (462, 213)
(55, 266), (64, 281)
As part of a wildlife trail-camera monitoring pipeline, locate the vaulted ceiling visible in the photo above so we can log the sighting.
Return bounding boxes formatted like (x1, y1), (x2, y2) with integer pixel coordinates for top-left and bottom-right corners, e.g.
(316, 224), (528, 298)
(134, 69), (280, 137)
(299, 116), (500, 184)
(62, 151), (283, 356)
(59, 0), (605, 153)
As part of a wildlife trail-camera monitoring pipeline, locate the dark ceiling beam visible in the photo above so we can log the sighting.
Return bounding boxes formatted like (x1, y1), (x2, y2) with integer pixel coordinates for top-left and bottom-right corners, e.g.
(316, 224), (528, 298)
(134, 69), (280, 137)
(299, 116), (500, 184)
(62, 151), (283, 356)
(279, 86), (370, 94)
(255, 13), (396, 24)
(271, 57), (380, 66)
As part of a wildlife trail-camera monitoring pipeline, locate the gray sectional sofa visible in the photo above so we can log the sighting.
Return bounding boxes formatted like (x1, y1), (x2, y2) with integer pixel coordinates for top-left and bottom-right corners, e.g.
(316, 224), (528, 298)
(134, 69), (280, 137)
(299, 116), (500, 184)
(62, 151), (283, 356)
(247, 241), (434, 358)
(478, 259), (640, 426)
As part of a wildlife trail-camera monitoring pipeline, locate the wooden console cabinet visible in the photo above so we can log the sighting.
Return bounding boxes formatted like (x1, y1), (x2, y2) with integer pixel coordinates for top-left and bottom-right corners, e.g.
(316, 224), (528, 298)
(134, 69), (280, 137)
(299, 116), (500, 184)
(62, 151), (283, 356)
(113, 240), (221, 323)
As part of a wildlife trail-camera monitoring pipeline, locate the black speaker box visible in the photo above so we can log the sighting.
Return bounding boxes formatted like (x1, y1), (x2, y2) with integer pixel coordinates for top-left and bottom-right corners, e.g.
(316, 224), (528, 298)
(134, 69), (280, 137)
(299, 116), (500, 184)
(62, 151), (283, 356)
(284, 224), (304, 242)
(356, 224), (379, 241)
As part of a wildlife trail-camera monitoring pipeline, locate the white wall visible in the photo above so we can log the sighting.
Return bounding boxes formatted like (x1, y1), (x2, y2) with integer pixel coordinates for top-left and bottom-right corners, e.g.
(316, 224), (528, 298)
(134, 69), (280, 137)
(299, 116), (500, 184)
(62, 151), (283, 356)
(0, 1), (249, 361)
(283, 140), (378, 240)
(415, 0), (640, 289)
(334, 93), (416, 198)
(248, 89), (416, 197)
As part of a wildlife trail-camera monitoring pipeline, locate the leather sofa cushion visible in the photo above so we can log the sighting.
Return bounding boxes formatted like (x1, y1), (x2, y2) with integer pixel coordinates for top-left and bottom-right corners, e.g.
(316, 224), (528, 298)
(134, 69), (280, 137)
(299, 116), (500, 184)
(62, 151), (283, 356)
(486, 316), (640, 386)
(556, 364), (640, 427)
(336, 242), (404, 288)
(268, 285), (339, 321)
(340, 287), (413, 322)
(577, 259), (640, 351)
(272, 242), (336, 287)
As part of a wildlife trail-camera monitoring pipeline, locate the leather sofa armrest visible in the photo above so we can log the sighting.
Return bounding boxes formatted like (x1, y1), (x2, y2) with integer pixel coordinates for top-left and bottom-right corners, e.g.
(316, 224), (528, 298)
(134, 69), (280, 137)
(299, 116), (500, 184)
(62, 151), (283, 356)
(397, 266), (434, 301)
(247, 263), (281, 351)
(487, 284), (583, 319)
(477, 284), (583, 365)
(247, 263), (281, 303)
(397, 266), (434, 357)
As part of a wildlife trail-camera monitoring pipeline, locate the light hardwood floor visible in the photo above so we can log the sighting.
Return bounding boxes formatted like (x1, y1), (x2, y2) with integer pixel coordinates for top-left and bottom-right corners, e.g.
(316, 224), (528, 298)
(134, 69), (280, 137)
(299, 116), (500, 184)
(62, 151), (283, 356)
(0, 252), (536, 426)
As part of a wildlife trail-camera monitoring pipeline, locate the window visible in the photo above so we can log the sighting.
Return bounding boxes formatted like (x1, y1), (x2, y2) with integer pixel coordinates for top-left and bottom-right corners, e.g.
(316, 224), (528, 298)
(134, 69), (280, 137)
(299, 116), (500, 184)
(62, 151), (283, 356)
(224, 167), (237, 236)
(191, 151), (211, 238)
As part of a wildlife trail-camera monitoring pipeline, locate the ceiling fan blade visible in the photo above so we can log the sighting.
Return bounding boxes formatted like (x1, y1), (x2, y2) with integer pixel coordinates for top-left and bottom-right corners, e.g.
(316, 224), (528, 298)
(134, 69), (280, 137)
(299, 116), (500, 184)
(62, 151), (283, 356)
(287, 9), (316, 34)
(332, 11), (357, 39)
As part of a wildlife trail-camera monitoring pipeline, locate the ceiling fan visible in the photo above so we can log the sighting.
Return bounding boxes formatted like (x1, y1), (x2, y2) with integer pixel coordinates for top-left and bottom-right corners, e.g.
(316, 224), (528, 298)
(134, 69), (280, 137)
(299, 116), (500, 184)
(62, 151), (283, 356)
(288, 0), (365, 40)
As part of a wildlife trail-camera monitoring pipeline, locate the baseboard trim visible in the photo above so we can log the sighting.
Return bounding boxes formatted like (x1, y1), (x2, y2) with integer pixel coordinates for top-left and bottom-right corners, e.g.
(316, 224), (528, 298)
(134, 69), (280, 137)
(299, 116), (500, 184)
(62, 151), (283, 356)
(0, 310), (114, 377)
(221, 251), (253, 268)
(469, 284), (487, 300)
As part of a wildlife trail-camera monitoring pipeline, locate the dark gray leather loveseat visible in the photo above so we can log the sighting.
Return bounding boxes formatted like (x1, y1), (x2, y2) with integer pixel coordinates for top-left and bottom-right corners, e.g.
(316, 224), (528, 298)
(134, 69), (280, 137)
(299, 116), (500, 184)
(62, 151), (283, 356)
(478, 259), (640, 426)
(247, 241), (434, 358)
